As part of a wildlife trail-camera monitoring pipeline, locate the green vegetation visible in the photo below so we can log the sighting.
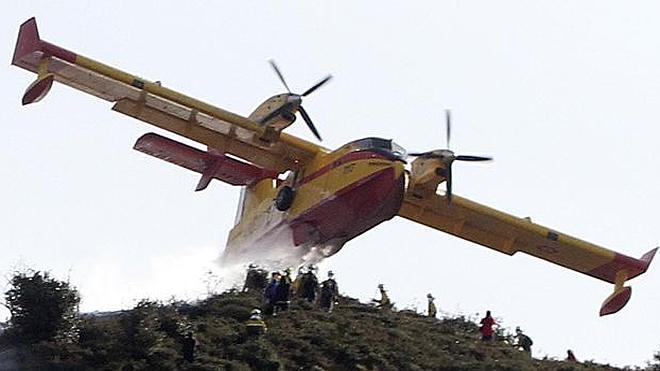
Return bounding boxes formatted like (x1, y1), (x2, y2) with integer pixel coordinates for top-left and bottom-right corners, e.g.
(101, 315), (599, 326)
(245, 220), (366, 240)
(3, 270), (80, 344)
(1, 270), (644, 370)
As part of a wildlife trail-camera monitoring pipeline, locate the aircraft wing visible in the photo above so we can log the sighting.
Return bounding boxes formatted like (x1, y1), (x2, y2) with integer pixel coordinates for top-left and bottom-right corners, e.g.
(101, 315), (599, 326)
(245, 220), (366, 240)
(12, 18), (324, 173)
(134, 133), (279, 191)
(398, 191), (656, 316)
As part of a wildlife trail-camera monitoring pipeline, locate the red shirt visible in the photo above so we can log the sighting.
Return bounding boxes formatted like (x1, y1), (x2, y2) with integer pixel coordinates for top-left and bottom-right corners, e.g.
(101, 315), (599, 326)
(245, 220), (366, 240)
(479, 316), (496, 336)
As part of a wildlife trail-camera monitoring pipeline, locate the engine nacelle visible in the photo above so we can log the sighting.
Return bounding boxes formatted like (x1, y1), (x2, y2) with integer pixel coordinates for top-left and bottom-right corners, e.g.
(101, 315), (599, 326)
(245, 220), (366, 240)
(408, 156), (448, 198)
(248, 94), (299, 142)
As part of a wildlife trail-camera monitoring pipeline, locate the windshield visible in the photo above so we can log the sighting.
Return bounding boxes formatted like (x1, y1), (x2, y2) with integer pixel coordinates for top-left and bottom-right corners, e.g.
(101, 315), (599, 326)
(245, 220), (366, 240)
(347, 137), (407, 160)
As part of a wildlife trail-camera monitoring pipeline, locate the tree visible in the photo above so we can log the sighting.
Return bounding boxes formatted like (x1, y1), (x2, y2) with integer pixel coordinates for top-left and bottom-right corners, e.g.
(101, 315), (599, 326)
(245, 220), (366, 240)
(3, 270), (80, 344)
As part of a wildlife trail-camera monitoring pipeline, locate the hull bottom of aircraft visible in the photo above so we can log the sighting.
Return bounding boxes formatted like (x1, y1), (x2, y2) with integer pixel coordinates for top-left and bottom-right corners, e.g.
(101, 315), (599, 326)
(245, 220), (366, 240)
(290, 166), (405, 248)
(221, 166), (405, 268)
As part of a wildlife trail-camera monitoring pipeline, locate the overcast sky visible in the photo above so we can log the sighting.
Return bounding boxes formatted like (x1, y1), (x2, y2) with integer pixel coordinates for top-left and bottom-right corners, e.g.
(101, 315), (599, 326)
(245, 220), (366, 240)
(2, 1), (660, 367)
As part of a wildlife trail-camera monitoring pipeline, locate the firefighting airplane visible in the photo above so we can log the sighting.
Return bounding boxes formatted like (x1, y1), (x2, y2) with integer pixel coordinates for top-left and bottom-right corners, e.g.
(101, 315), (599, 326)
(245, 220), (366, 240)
(12, 18), (656, 316)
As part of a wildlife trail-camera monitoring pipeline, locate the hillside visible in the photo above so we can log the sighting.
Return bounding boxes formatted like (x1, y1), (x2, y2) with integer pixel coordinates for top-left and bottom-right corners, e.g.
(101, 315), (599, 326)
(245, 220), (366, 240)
(0, 288), (633, 370)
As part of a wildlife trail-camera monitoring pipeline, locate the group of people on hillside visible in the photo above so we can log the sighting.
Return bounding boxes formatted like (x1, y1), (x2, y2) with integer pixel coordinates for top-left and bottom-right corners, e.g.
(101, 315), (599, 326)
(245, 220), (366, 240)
(477, 310), (577, 362)
(178, 267), (578, 365)
(244, 264), (340, 316)
(479, 310), (533, 354)
(241, 265), (578, 363)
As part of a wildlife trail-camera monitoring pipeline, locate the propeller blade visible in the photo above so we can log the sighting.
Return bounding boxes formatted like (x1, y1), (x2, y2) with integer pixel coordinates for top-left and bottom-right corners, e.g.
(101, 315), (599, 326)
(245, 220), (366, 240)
(455, 155), (492, 162)
(269, 60), (291, 93)
(445, 109), (451, 149)
(299, 106), (322, 141)
(446, 164), (453, 202)
(302, 75), (332, 97)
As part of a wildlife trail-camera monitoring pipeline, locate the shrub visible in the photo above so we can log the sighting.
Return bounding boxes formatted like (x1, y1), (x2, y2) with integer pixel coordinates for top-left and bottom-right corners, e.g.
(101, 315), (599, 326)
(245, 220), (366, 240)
(3, 270), (80, 344)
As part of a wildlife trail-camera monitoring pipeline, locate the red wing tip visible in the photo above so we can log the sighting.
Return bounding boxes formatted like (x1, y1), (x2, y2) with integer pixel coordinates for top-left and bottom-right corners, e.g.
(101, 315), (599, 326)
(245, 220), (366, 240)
(21, 17), (38, 28)
(13, 17), (41, 66)
(640, 247), (658, 266)
(599, 286), (632, 317)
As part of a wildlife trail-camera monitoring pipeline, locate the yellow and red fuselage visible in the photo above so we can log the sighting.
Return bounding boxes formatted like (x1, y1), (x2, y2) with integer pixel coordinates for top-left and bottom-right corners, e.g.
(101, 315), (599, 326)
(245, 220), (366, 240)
(225, 139), (406, 263)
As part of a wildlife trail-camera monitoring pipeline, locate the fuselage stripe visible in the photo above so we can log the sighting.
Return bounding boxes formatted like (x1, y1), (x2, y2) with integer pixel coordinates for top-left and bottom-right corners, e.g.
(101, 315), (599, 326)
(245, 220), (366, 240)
(299, 151), (388, 186)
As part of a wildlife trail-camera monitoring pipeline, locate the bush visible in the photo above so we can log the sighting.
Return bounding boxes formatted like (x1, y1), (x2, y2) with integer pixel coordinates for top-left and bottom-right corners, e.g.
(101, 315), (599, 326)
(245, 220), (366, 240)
(3, 270), (80, 344)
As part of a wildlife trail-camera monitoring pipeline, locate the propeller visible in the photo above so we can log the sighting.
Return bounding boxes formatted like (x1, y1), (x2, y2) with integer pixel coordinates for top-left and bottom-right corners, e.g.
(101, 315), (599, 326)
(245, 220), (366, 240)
(269, 60), (332, 141)
(408, 110), (492, 201)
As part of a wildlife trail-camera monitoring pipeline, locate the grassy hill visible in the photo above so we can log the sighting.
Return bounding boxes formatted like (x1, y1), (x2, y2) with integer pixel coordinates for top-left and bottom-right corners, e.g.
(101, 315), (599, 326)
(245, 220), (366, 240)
(0, 288), (633, 370)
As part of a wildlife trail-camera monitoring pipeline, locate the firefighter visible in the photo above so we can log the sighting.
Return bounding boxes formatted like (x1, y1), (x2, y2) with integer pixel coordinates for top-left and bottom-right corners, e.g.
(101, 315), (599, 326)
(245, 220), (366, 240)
(427, 293), (437, 318)
(275, 270), (292, 312)
(301, 265), (319, 303)
(291, 267), (305, 297)
(514, 326), (533, 354)
(319, 271), (339, 312)
(245, 309), (267, 337)
(372, 284), (392, 310)
(263, 271), (280, 315)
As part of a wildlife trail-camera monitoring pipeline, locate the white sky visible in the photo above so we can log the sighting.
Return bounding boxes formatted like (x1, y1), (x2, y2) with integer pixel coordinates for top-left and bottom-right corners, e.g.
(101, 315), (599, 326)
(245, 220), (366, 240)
(2, 1), (660, 367)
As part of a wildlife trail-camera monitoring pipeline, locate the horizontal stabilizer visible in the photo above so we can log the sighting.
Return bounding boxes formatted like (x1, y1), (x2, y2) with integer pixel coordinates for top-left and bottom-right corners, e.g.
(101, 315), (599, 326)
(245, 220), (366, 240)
(134, 133), (278, 189)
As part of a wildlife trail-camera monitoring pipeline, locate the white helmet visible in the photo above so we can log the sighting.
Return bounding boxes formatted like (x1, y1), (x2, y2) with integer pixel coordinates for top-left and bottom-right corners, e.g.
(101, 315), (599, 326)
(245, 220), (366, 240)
(251, 308), (262, 315)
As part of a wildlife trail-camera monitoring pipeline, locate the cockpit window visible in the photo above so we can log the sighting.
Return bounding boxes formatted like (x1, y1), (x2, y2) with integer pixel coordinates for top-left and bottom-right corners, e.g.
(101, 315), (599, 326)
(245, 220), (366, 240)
(347, 137), (407, 160)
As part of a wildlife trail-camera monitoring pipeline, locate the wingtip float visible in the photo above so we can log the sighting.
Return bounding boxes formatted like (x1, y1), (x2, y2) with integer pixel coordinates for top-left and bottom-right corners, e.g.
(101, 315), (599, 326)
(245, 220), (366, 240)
(598, 246), (657, 316)
(13, 17), (53, 105)
(13, 17), (657, 316)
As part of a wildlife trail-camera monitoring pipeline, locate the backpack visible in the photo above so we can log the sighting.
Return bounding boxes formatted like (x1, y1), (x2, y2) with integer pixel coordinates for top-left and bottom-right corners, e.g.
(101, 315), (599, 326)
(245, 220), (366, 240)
(520, 334), (533, 347)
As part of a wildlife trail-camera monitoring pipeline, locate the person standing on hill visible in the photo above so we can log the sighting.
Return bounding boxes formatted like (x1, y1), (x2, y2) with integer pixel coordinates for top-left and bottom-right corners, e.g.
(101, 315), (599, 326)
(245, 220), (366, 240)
(566, 349), (577, 362)
(301, 265), (319, 303)
(319, 271), (339, 312)
(275, 270), (292, 312)
(263, 272), (281, 315)
(479, 310), (496, 341)
(427, 293), (437, 318)
(292, 267), (305, 297)
(372, 284), (392, 311)
(281, 267), (293, 285)
(514, 326), (533, 355)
